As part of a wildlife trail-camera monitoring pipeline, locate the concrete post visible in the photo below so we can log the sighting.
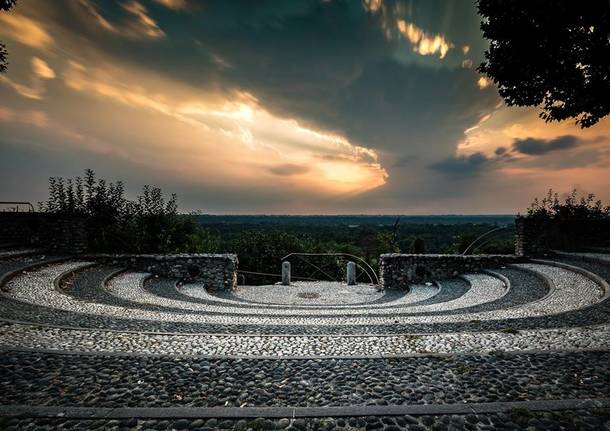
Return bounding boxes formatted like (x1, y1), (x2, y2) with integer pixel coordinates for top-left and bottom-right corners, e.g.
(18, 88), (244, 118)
(347, 261), (356, 285)
(282, 261), (291, 285)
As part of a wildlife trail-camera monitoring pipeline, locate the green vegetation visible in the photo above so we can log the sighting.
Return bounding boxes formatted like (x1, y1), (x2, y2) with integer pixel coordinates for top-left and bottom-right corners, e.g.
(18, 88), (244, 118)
(525, 189), (610, 221)
(41, 170), (515, 282)
(198, 215), (515, 283)
(40, 169), (202, 254)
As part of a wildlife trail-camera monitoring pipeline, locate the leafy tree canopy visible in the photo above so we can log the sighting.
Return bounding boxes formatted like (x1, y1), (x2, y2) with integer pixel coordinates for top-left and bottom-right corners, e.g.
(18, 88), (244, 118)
(477, 0), (610, 128)
(525, 189), (610, 221)
(0, 0), (17, 73)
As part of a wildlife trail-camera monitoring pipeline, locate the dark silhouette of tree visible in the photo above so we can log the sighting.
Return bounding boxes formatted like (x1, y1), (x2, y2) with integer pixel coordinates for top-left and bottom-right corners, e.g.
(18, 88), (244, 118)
(1, 0), (17, 73)
(41, 169), (211, 253)
(525, 189), (610, 221)
(477, 0), (610, 128)
(410, 237), (425, 254)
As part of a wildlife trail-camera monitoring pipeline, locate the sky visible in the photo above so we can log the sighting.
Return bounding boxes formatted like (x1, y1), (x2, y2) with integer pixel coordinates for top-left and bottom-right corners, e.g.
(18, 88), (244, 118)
(1, 0), (609, 214)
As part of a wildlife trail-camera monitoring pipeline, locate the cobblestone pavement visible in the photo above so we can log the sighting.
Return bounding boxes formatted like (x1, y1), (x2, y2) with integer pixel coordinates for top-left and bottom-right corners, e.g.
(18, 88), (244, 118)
(1, 350), (608, 407)
(2, 409), (609, 431)
(1, 252), (610, 429)
(3, 262), (604, 326)
(178, 281), (438, 309)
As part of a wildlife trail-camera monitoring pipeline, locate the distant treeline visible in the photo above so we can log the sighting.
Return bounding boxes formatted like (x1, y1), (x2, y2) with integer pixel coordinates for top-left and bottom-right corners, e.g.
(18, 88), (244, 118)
(196, 216), (516, 284)
(197, 214), (516, 226)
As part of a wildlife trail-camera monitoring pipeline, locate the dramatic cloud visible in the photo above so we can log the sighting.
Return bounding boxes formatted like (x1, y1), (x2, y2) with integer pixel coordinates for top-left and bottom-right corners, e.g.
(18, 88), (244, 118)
(396, 20), (453, 59)
(267, 163), (310, 176)
(0, 56), (55, 99)
(0, 12), (53, 48)
(1, 0), (609, 213)
(429, 152), (490, 176)
(77, 0), (165, 39)
(477, 76), (491, 89)
(512, 135), (580, 155)
(153, 0), (190, 11)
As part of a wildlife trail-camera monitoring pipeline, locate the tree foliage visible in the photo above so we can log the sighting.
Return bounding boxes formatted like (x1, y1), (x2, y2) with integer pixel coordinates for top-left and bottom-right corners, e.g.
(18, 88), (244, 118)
(410, 237), (425, 254)
(525, 189), (610, 221)
(41, 169), (213, 253)
(0, 0), (17, 73)
(477, 0), (610, 128)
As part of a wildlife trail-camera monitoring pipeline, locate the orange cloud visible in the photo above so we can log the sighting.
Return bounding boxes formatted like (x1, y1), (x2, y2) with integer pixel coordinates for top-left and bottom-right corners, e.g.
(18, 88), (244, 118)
(60, 58), (388, 196)
(78, 0), (165, 39)
(0, 57), (55, 99)
(396, 20), (452, 59)
(153, 0), (189, 10)
(0, 13), (53, 49)
(477, 76), (491, 89)
(122, 1), (165, 38)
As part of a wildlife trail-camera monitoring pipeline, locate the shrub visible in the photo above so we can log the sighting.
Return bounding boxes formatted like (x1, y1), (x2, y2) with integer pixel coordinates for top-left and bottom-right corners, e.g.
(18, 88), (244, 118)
(40, 169), (214, 253)
(525, 189), (610, 221)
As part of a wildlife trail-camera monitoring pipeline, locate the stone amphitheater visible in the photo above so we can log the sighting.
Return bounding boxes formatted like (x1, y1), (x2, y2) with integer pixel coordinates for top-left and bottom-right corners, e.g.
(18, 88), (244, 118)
(0, 246), (609, 430)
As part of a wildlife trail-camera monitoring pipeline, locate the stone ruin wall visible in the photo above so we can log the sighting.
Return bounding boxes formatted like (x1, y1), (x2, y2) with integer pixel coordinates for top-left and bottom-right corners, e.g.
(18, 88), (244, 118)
(85, 253), (238, 292)
(379, 253), (524, 289)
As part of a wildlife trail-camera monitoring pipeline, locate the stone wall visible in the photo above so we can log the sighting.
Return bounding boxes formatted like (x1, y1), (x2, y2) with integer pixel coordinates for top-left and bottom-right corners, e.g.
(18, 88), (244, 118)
(515, 217), (610, 256)
(88, 253), (238, 292)
(0, 213), (87, 254)
(379, 253), (523, 289)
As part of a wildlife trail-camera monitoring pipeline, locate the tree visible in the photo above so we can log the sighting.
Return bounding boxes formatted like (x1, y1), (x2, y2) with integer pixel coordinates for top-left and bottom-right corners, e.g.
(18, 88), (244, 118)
(410, 237), (425, 254)
(41, 169), (207, 253)
(0, 1), (17, 73)
(457, 233), (476, 254)
(477, 0), (610, 128)
(525, 189), (610, 221)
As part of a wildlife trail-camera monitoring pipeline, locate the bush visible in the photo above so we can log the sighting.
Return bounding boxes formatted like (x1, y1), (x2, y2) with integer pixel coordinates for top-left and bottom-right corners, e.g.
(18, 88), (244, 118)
(410, 237), (425, 254)
(40, 169), (215, 253)
(525, 189), (610, 221)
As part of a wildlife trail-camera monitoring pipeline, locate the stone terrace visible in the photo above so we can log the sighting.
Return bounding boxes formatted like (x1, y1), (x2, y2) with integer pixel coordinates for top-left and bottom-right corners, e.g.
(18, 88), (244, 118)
(0, 248), (609, 430)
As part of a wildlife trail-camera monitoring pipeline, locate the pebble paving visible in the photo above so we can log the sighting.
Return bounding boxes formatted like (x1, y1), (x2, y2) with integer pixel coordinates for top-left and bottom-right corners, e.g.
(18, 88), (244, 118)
(2, 409), (609, 430)
(177, 281), (437, 310)
(106, 273), (506, 317)
(1, 350), (609, 408)
(5, 262), (603, 327)
(1, 252), (610, 429)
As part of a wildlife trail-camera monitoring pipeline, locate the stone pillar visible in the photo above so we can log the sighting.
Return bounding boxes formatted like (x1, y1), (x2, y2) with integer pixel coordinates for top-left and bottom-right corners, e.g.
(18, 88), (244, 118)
(347, 261), (356, 285)
(282, 261), (291, 285)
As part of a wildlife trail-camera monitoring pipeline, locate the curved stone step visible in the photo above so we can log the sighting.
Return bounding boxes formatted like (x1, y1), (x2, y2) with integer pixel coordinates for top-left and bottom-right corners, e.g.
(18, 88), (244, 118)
(2, 259), (610, 336)
(164, 279), (437, 310)
(89, 268), (506, 319)
(0, 320), (608, 357)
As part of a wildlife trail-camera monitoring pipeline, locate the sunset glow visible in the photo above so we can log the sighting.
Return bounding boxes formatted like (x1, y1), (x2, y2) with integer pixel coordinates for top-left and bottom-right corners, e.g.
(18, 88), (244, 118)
(1, 0), (609, 213)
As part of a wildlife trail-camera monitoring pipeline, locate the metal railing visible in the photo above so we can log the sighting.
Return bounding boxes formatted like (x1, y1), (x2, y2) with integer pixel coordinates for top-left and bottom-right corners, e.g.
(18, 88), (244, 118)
(461, 226), (512, 255)
(235, 269), (318, 286)
(281, 252), (380, 286)
(0, 201), (35, 212)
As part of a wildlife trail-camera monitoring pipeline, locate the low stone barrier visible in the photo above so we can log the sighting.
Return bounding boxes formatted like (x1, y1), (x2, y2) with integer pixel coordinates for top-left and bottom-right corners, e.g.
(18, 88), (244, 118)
(87, 253), (238, 292)
(379, 253), (524, 289)
(0, 213), (87, 254)
(515, 217), (610, 256)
